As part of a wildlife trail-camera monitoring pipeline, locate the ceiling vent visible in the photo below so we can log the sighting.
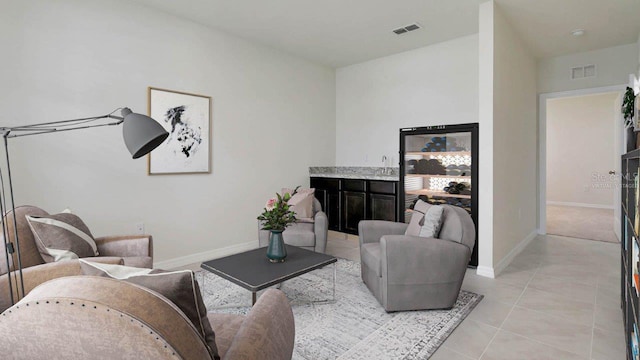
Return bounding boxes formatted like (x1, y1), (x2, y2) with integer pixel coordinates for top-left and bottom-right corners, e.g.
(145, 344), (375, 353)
(571, 64), (596, 80)
(393, 23), (421, 35)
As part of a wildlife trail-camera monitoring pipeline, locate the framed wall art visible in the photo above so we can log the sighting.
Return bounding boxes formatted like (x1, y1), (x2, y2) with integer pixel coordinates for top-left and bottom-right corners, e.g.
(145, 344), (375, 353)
(147, 87), (211, 175)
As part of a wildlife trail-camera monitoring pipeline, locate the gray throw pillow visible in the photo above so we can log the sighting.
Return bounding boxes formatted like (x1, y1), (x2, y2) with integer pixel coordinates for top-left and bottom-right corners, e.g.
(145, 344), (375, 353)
(418, 205), (444, 238)
(27, 213), (98, 262)
(405, 200), (431, 236)
(79, 260), (220, 360)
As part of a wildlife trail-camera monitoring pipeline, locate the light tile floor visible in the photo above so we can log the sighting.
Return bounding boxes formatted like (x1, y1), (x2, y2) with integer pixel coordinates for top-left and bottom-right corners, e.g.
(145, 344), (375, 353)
(181, 231), (624, 359)
(325, 231), (625, 360)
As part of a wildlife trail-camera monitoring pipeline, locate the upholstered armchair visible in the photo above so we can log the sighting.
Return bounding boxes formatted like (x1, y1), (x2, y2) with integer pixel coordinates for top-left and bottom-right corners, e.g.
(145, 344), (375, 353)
(0, 276), (295, 359)
(359, 203), (475, 312)
(259, 198), (328, 253)
(0, 205), (153, 310)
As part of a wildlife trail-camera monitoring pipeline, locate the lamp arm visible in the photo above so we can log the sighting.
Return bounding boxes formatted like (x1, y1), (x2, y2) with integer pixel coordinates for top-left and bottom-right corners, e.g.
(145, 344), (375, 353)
(3, 107), (125, 130)
(3, 119), (124, 139)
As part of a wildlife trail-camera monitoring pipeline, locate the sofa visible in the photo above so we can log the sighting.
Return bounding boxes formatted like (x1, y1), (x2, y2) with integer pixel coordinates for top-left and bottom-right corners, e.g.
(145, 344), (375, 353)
(0, 275), (295, 359)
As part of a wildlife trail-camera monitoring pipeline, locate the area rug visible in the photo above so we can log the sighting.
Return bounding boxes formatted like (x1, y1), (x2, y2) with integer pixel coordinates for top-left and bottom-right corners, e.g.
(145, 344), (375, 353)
(197, 259), (483, 359)
(546, 205), (618, 243)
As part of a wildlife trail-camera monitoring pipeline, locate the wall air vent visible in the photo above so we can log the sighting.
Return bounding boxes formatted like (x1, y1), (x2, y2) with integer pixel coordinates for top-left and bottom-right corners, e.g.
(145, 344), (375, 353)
(393, 23), (421, 35)
(571, 64), (596, 80)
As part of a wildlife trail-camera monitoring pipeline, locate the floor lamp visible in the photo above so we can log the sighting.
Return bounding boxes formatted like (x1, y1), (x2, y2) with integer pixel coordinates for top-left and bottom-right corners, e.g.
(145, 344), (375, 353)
(0, 107), (169, 306)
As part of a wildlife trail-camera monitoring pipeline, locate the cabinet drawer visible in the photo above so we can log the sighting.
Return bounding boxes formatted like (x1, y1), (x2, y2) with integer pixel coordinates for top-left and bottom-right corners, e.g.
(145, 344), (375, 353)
(343, 179), (366, 192)
(369, 180), (396, 195)
(310, 177), (341, 191)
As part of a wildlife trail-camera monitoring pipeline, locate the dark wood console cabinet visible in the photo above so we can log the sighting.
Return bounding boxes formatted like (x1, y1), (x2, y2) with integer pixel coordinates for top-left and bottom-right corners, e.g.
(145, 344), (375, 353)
(311, 177), (398, 235)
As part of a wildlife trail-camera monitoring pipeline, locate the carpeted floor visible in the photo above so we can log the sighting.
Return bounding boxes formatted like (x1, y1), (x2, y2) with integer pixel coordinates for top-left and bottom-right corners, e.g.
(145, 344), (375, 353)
(197, 259), (482, 360)
(546, 205), (618, 243)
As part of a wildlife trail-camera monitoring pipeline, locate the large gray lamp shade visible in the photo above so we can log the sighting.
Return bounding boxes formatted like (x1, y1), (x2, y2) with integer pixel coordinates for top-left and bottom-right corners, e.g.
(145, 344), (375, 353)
(121, 108), (169, 159)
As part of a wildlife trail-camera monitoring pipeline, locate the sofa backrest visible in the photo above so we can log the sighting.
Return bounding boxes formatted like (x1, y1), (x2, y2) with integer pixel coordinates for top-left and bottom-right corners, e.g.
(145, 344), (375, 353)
(0, 276), (213, 360)
(0, 205), (48, 275)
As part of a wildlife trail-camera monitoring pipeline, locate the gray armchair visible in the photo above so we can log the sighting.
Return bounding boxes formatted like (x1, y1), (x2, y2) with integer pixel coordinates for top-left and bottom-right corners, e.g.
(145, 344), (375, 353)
(259, 199), (328, 253)
(359, 204), (475, 312)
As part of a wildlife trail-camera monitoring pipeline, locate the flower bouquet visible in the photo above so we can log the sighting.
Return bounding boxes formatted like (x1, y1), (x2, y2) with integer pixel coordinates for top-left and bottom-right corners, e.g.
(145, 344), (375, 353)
(257, 187), (300, 262)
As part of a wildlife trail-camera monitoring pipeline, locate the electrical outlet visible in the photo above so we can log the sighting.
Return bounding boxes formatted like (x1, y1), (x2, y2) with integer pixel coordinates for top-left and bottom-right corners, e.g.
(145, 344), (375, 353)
(135, 222), (145, 235)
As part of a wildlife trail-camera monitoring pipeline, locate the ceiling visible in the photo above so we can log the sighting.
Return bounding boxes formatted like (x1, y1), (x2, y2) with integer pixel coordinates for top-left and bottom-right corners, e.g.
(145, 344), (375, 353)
(131, 0), (640, 68)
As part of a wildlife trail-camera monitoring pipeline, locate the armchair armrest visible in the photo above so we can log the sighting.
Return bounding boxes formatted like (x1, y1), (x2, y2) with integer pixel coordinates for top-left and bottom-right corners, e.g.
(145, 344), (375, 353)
(224, 289), (294, 360)
(380, 235), (470, 285)
(95, 235), (153, 259)
(313, 211), (328, 253)
(358, 220), (408, 246)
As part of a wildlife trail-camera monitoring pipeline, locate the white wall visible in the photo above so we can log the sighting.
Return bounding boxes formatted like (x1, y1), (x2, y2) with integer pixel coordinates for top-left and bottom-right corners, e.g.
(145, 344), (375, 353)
(477, 1), (495, 274)
(335, 34), (479, 167)
(546, 93), (618, 208)
(481, 1), (538, 273)
(0, 0), (336, 265)
(538, 43), (638, 94)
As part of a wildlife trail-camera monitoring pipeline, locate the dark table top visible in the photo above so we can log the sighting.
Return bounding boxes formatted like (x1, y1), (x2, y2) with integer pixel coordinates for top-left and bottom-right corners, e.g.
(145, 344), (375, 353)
(200, 245), (337, 292)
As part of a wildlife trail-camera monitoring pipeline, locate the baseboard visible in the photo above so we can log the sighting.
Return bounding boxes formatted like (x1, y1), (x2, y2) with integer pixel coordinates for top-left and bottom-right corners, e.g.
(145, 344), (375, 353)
(153, 240), (257, 269)
(492, 230), (538, 277)
(546, 201), (613, 210)
(475, 230), (537, 279)
(476, 266), (495, 278)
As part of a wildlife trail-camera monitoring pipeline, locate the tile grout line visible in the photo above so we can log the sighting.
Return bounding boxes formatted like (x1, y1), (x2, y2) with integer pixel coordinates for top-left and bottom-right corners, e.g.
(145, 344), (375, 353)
(440, 345), (477, 360)
(476, 260), (541, 359)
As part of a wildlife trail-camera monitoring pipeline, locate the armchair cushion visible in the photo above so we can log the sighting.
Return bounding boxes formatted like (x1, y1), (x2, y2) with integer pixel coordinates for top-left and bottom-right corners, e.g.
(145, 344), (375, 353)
(282, 222), (315, 247)
(79, 260), (219, 360)
(26, 213), (98, 262)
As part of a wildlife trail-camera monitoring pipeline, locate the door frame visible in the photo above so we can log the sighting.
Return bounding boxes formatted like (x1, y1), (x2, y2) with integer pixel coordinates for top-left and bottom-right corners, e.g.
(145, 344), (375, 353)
(538, 84), (627, 236)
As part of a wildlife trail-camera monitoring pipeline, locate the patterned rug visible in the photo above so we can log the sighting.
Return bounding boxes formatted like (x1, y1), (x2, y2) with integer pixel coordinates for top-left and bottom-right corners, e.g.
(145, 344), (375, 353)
(197, 259), (482, 360)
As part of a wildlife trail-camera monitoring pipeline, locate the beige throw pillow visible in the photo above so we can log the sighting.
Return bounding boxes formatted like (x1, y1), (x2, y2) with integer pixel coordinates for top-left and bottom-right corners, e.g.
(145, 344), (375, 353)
(283, 187), (315, 223)
(27, 213), (98, 262)
(79, 260), (220, 360)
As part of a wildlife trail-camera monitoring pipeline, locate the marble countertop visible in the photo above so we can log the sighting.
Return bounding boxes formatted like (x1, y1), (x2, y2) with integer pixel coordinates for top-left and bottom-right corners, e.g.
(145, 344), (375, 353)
(309, 167), (399, 181)
(310, 173), (399, 181)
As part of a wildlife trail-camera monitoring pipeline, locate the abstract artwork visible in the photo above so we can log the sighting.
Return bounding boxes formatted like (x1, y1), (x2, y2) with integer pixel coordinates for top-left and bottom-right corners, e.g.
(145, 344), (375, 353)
(147, 87), (211, 175)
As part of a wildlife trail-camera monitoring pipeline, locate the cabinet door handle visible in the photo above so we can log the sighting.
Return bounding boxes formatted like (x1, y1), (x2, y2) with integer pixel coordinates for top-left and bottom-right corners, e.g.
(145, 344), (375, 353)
(609, 170), (616, 175)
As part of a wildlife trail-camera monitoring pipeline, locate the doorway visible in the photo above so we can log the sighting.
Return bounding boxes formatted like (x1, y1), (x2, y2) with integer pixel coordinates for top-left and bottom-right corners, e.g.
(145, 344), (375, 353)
(539, 85), (626, 242)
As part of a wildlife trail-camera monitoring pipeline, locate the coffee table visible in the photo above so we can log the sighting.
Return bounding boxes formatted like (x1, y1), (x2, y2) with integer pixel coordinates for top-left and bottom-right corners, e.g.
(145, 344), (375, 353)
(201, 245), (337, 305)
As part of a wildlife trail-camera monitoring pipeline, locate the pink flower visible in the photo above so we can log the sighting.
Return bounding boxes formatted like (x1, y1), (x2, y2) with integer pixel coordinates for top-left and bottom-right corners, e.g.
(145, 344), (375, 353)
(265, 198), (277, 211)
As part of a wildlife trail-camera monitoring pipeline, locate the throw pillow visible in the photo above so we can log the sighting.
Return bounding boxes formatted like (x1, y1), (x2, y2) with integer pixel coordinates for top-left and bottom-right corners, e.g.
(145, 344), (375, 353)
(404, 200), (431, 236)
(26, 213), (99, 263)
(79, 260), (220, 360)
(283, 187), (315, 222)
(418, 205), (444, 238)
